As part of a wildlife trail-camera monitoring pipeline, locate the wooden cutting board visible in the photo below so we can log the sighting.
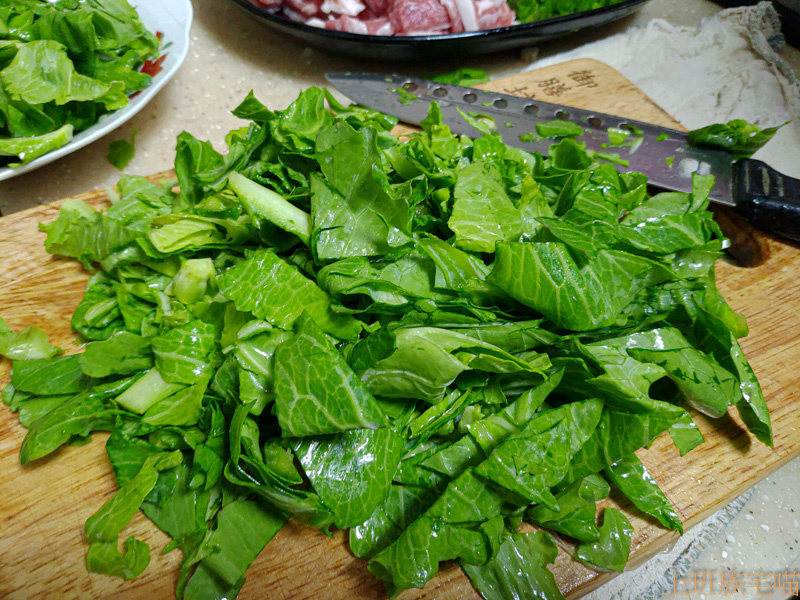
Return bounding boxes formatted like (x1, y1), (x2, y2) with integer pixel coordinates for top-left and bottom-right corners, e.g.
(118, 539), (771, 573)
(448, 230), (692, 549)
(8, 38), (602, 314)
(1, 58), (799, 600)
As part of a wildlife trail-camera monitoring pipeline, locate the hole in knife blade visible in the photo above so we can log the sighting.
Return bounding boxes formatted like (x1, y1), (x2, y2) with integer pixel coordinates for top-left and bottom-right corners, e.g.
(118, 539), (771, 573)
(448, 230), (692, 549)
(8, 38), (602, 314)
(432, 87), (447, 98)
(556, 110), (570, 120)
(524, 104), (539, 115)
(403, 81), (418, 92)
(587, 116), (602, 127)
(493, 99), (508, 109)
(619, 123), (636, 133)
(463, 92), (477, 103)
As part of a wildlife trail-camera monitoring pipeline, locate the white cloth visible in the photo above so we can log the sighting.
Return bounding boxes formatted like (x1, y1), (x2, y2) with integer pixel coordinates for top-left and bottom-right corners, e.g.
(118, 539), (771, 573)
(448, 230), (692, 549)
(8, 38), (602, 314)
(523, 2), (800, 178)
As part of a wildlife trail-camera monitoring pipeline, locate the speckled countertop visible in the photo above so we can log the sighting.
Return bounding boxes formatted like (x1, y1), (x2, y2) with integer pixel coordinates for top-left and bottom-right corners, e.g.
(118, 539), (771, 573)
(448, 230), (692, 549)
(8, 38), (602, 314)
(1, 0), (799, 597)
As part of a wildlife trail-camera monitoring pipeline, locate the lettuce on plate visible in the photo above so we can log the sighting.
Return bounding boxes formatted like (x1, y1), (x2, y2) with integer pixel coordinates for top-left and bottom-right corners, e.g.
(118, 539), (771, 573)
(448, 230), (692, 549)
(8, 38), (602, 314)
(0, 0), (158, 167)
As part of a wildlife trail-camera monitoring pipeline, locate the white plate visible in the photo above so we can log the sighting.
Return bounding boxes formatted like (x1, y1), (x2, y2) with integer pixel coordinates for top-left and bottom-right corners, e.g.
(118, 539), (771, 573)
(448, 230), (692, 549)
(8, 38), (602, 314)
(0, 0), (193, 182)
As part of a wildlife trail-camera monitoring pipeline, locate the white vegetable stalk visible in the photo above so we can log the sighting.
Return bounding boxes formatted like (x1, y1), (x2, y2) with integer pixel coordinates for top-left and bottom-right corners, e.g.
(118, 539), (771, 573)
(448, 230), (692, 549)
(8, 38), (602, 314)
(227, 171), (312, 246)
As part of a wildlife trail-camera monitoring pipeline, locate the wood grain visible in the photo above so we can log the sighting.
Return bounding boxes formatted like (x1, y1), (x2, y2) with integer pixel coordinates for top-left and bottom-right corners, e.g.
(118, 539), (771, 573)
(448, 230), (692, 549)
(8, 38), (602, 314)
(2, 59), (799, 600)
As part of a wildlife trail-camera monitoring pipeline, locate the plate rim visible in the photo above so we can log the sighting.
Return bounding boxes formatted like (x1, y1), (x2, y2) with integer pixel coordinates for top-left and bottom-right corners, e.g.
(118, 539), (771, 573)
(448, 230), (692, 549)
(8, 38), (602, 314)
(0, 0), (194, 183)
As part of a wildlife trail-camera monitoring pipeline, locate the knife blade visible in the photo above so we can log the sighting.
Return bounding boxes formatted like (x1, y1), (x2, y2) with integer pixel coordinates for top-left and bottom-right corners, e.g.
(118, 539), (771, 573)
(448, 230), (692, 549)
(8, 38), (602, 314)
(326, 72), (800, 241)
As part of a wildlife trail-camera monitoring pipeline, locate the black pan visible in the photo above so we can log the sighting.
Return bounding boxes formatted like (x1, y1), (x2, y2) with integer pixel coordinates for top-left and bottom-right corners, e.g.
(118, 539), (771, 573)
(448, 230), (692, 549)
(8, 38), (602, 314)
(230, 0), (651, 61)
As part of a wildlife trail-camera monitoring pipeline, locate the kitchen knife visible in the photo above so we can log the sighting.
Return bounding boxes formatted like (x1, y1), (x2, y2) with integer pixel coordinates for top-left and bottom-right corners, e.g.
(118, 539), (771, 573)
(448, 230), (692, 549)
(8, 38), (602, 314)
(326, 72), (800, 242)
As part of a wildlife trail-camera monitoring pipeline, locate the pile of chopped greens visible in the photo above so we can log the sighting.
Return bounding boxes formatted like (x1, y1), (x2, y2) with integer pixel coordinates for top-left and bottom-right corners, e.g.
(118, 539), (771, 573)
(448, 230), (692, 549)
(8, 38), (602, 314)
(0, 88), (772, 600)
(0, 0), (159, 167)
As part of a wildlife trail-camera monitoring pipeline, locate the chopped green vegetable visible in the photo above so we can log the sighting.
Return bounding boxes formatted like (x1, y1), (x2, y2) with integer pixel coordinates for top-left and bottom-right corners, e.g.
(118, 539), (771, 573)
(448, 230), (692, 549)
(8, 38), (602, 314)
(536, 119), (584, 139)
(575, 507), (633, 572)
(606, 127), (631, 146)
(0, 317), (61, 360)
(604, 453), (683, 533)
(688, 118), (788, 159)
(107, 131), (139, 170)
(432, 68), (490, 87)
(0, 88), (774, 600)
(462, 532), (564, 600)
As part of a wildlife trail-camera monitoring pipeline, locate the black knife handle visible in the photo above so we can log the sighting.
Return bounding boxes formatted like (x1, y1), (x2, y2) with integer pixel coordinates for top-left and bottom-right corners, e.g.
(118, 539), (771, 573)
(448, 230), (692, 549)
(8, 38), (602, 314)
(732, 158), (800, 242)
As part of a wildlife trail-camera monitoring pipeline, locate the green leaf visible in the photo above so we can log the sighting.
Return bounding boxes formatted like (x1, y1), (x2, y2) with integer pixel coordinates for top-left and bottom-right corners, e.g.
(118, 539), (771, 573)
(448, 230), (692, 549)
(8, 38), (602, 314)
(86, 451), (182, 543)
(2, 40), (127, 108)
(142, 380), (206, 427)
(218, 248), (361, 341)
(448, 162), (522, 253)
(668, 413), (706, 456)
(678, 293), (772, 446)
(489, 242), (654, 331)
(274, 313), (387, 436)
(368, 516), (492, 591)
(423, 371), (563, 477)
(151, 320), (216, 384)
(426, 467), (525, 524)
(11, 354), (91, 395)
(318, 251), (443, 310)
(360, 327), (545, 402)
(536, 119), (584, 139)
(115, 368), (185, 415)
(183, 500), (286, 598)
(604, 453), (683, 533)
(312, 122), (411, 261)
(474, 398), (603, 507)
(461, 532), (565, 600)
(85, 452), (181, 580)
(418, 236), (512, 308)
(86, 536), (150, 580)
(563, 402), (685, 485)
(40, 200), (147, 268)
(295, 427), (404, 528)
(350, 485), (439, 560)
(528, 478), (603, 543)
(575, 507), (633, 573)
(78, 332), (153, 378)
(432, 68), (490, 86)
(0, 123), (73, 166)
(107, 130), (138, 170)
(688, 119), (787, 159)
(623, 328), (739, 419)
(0, 316), (61, 360)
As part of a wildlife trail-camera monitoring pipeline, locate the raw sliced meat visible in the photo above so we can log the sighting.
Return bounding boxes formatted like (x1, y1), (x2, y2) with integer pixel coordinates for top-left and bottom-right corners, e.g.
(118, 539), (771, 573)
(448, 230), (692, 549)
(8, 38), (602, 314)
(285, 0), (322, 18)
(254, 0), (517, 36)
(325, 14), (369, 33)
(372, 19), (394, 35)
(320, 0), (366, 16)
(452, 0), (478, 31)
(390, 0), (450, 35)
(439, 0), (464, 33)
(475, 0), (514, 29)
(363, 0), (390, 17)
(325, 15), (394, 34)
(252, 0), (283, 8)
